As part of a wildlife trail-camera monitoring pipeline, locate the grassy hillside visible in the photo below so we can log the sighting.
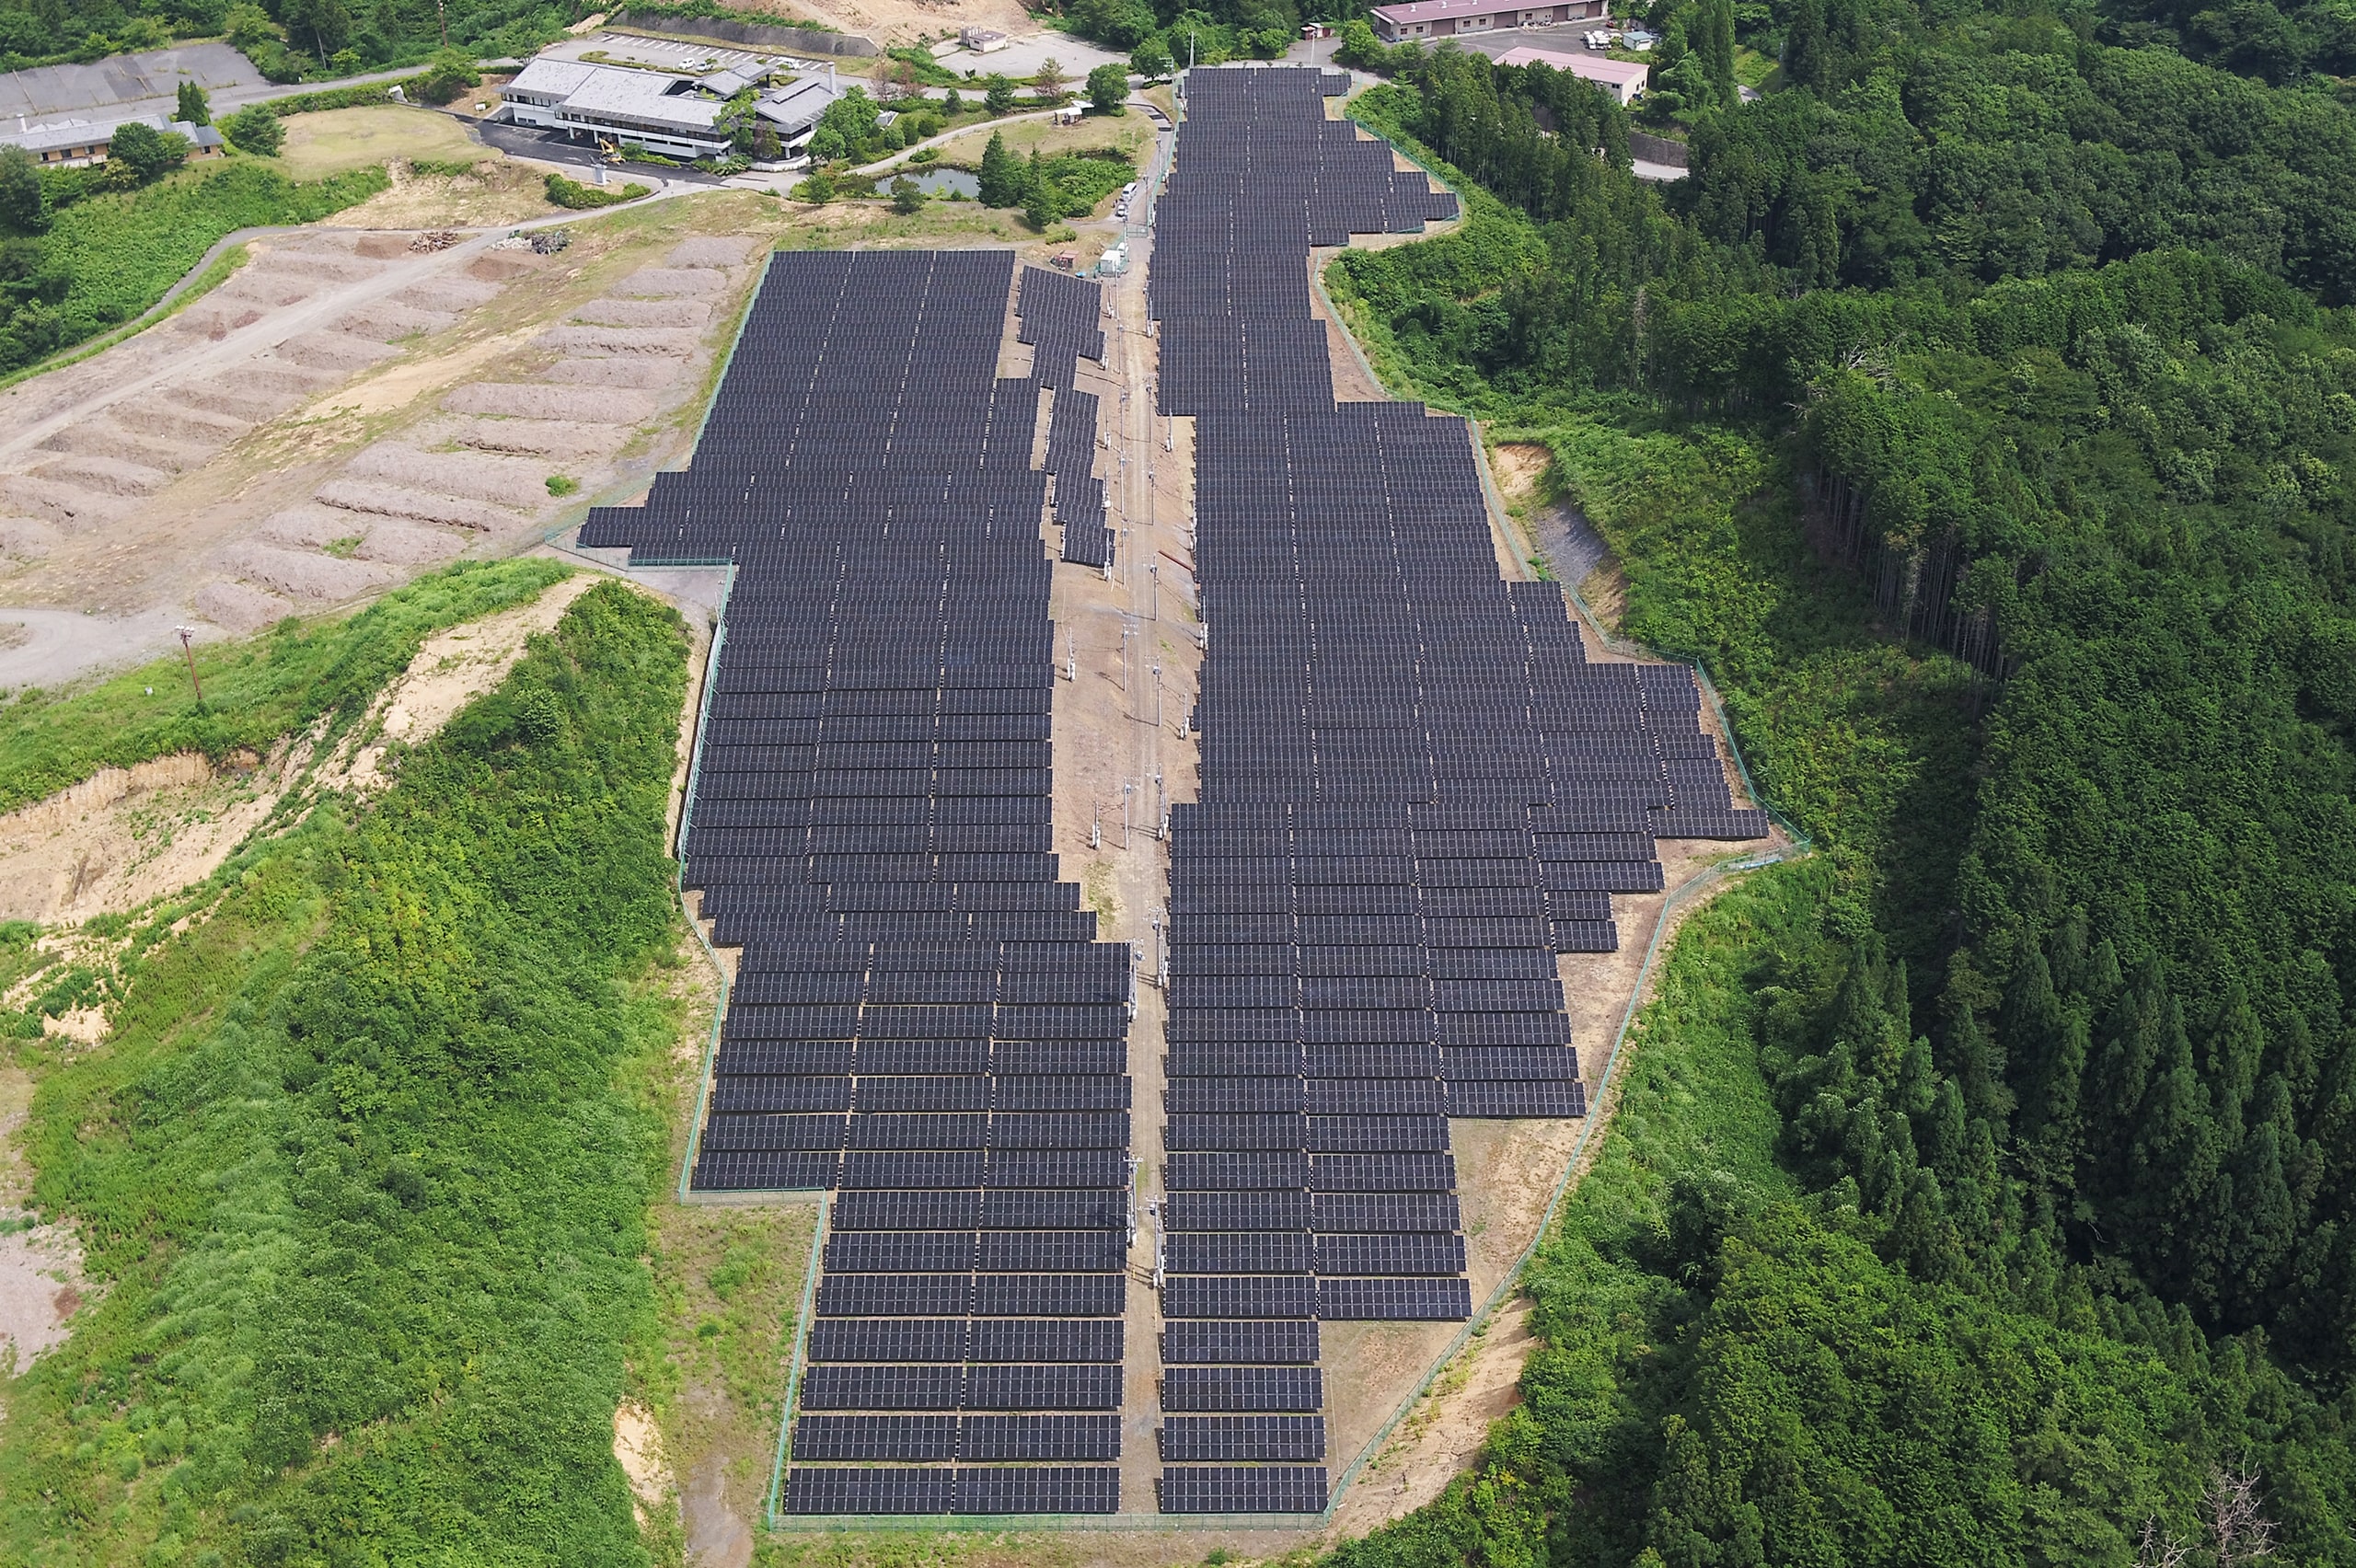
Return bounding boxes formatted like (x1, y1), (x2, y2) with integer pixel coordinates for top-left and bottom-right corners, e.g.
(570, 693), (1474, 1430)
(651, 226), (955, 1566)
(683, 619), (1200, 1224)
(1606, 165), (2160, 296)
(0, 559), (569, 816)
(0, 579), (693, 1564)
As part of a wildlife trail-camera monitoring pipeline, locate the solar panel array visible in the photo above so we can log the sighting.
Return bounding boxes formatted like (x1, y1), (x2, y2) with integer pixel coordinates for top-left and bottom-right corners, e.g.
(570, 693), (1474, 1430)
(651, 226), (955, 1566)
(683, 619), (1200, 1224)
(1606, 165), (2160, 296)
(1018, 262), (1108, 391)
(1018, 267), (1116, 568)
(577, 249), (1132, 1515)
(1148, 67), (1766, 1515)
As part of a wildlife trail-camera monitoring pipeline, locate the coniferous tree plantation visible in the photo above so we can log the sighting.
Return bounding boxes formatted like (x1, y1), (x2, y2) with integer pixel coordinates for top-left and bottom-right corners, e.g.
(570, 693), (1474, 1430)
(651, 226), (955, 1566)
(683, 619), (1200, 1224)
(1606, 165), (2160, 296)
(1318, 5), (2356, 1564)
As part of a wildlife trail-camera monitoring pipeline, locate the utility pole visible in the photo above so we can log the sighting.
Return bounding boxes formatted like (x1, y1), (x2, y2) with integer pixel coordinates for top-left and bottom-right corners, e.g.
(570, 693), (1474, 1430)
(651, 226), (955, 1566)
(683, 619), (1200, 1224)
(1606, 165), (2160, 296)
(436, 0), (449, 49)
(175, 626), (202, 704)
(1122, 781), (1135, 848)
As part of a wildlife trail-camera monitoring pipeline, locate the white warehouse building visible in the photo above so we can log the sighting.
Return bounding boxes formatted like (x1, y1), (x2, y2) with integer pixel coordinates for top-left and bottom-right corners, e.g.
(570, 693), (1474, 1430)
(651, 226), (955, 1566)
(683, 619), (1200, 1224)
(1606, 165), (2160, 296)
(502, 57), (842, 161)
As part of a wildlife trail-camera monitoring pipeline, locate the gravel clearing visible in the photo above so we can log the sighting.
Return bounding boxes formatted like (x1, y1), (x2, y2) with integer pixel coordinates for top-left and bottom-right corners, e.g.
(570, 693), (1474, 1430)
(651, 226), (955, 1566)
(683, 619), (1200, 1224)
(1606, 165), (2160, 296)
(543, 358), (676, 388)
(193, 580), (295, 632)
(668, 236), (759, 268)
(345, 443), (551, 508)
(221, 542), (402, 602)
(222, 363), (335, 398)
(572, 297), (710, 329)
(261, 506), (462, 566)
(115, 401), (248, 443)
(354, 521), (468, 565)
(429, 415), (616, 461)
(395, 277), (501, 312)
(258, 505), (364, 548)
(534, 325), (699, 357)
(618, 267), (726, 297)
(269, 331), (398, 373)
(314, 478), (527, 532)
(0, 476), (122, 531)
(332, 301), (456, 341)
(468, 253), (545, 284)
(160, 382), (287, 421)
(34, 455), (168, 496)
(444, 383), (659, 422)
(0, 518), (56, 559)
(263, 252), (384, 284)
(215, 273), (317, 310)
(176, 300), (267, 338)
(40, 419), (211, 474)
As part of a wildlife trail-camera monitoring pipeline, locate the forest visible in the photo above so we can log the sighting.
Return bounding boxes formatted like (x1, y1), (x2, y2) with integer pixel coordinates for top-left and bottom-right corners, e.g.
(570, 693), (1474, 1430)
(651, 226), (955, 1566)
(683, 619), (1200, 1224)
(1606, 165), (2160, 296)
(0, 0), (570, 73)
(1318, 3), (2356, 1562)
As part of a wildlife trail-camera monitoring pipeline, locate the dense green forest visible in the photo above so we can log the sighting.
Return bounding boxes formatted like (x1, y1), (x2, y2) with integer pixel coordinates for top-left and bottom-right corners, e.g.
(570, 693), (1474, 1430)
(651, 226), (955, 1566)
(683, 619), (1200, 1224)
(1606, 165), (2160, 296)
(0, 0), (568, 74)
(0, 573), (692, 1562)
(1320, 6), (2356, 1562)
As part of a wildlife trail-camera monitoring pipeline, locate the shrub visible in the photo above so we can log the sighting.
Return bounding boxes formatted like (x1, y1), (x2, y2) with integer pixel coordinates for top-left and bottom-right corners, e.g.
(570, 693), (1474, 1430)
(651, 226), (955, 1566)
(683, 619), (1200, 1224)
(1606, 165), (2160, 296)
(543, 171), (651, 208)
(220, 103), (284, 156)
(1131, 39), (1174, 79)
(1088, 62), (1129, 113)
(412, 52), (484, 106)
(105, 122), (189, 186)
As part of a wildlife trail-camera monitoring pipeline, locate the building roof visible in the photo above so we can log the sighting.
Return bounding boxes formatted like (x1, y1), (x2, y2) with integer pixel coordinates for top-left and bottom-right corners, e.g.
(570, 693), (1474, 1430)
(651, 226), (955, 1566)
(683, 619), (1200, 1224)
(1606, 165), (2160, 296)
(505, 57), (600, 98)
(1495, 44), (1649, 85)
(754, 74), (837, 133)
(556, 65), (723, 133)
(699, 68), (756, 98)
(1, 113), (225, 156)
(6, 118), (104, 155)
(1370, 0), (1549, 20)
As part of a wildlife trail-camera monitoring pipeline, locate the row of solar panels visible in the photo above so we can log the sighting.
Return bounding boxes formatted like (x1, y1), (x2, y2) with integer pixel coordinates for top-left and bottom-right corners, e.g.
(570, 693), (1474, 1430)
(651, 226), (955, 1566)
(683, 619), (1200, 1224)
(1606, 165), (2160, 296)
(583, 250), (1153, 1504)
(1149, 68), (1595, 1515)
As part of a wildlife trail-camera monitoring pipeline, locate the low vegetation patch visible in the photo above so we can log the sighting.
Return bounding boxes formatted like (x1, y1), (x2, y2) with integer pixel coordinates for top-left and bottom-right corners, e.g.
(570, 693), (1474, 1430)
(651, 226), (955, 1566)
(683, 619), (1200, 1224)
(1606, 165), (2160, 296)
(548, 172), (655, 210)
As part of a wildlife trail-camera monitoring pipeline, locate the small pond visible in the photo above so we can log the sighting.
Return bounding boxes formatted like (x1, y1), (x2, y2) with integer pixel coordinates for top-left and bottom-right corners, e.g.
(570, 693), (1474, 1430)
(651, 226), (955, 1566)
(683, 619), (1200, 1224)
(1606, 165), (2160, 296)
(895, 167), (979, 198)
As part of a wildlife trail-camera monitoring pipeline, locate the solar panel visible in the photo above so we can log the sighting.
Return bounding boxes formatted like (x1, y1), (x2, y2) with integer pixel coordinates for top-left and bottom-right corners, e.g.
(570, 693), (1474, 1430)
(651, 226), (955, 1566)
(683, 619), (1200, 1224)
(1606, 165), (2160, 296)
(1156, 1465), (1328, 1514)
(1158, 1415), (1326, 1462)
(614, 66), (1764, 1519)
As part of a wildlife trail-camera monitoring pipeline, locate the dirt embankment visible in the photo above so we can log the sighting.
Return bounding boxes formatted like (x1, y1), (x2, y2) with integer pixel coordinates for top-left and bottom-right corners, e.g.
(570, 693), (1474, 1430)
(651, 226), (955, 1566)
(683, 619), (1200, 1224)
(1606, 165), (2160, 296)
(0, 570), (615, 1380)
(0, 572), (603, 930)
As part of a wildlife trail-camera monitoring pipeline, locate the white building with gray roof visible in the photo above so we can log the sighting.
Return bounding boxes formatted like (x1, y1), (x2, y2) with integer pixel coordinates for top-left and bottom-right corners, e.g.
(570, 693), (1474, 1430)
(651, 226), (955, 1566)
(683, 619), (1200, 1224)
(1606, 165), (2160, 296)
(501, 55), (843, 161)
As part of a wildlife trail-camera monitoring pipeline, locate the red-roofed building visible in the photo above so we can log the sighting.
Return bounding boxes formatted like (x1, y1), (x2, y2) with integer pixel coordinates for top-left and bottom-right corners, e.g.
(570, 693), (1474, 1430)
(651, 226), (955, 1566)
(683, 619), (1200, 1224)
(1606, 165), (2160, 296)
(1368, 0), (1609, 42)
